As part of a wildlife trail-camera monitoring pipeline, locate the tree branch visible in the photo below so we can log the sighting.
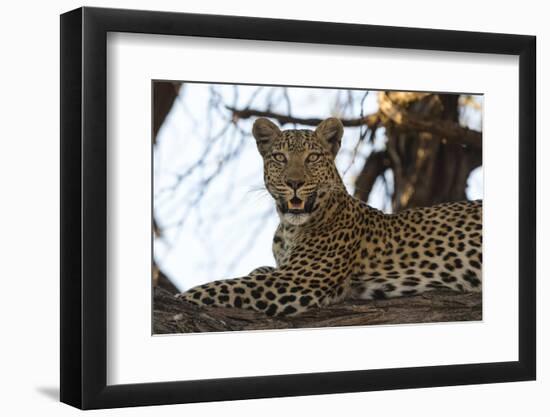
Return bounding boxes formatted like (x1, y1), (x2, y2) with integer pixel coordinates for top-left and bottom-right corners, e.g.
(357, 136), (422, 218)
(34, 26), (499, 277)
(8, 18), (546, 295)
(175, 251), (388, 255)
(354, 150), (390, 202)
(227, 94), (482, 151)
(153, 286), (481, 333)
(227, 106), (381, 128)
(153, 82), (181, 142)
(378, 92), (482, 150)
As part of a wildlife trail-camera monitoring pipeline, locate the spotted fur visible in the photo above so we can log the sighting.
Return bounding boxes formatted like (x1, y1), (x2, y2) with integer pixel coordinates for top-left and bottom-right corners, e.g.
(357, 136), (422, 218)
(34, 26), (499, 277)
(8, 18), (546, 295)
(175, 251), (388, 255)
(178, 117), (482, 316)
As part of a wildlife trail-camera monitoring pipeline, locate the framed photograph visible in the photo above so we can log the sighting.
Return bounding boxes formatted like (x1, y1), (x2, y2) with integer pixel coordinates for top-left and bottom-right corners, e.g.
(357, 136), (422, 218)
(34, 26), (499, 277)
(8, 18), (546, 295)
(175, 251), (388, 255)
(60, 6), (536, 409)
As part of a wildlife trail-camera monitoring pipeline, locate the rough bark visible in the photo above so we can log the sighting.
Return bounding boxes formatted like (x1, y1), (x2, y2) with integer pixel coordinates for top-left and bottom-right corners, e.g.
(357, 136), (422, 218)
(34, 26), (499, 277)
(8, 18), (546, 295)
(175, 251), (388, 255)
(354, 150), (390, 202)
(379, 92), (481, 211)
(152, 81), (182, 291)
(228, 106), (381, 129)
(153, 81), (181, 141)
(153, 286), (481, 334)
(377, 92), (481, 150)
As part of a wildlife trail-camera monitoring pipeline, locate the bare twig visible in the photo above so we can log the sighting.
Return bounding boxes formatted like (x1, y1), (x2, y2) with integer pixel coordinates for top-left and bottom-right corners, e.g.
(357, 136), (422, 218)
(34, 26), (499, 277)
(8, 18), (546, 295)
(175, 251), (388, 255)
(343, 91), (370, 176)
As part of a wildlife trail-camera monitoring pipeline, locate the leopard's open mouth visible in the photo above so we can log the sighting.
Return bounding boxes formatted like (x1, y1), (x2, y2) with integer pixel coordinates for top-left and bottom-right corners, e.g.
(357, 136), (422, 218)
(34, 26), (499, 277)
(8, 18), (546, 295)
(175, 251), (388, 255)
(280, 193), (317, 214)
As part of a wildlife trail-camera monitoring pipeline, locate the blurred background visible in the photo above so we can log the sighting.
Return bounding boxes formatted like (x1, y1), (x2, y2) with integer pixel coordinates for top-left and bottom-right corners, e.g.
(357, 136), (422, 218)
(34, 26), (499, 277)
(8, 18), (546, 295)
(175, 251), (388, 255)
(152, 82), (483, 292)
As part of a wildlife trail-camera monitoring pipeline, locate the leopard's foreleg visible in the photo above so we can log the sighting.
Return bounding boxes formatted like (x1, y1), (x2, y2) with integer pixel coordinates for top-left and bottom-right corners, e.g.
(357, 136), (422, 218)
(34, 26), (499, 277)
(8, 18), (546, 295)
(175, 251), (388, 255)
(178, 268), (346, 316)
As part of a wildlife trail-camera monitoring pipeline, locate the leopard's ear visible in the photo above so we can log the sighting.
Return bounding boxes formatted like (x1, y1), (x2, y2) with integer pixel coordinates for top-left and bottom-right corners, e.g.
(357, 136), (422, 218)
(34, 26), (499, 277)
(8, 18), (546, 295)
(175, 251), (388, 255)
(252, 118), (281, 157)
(315, 117), (344, 158)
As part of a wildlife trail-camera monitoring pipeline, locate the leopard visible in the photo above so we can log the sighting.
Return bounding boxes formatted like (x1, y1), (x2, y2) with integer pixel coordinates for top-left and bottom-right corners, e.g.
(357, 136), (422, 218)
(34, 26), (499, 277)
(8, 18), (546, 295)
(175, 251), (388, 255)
(177, 117), (482, 316)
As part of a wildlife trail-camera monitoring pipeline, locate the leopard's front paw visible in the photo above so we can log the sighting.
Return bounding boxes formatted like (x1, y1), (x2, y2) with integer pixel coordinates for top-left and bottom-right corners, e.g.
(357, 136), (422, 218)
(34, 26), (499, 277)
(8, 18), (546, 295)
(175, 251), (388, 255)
(175, 288), (202, 306)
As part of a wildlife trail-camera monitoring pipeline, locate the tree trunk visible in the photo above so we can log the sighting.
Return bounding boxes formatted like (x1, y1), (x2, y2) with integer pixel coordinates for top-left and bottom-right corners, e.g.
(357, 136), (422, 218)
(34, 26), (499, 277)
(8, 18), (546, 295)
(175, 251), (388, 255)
(152, 81), (181, 290)
(376, 92), (481, 211)
(153, 286), (481, 334)
(153, 81), (181, 141)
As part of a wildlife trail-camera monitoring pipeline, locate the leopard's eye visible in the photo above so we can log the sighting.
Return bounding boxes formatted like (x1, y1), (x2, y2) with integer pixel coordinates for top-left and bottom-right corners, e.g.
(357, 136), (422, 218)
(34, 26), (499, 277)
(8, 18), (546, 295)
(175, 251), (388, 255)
(272, 153), (287, 163)
(306, 153), (321, 163)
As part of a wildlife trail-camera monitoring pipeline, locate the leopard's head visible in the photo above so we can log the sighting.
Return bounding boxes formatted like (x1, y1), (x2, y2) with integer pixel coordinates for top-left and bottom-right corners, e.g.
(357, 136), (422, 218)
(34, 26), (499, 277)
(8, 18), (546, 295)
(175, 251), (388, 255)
(252, 117), (345, 226)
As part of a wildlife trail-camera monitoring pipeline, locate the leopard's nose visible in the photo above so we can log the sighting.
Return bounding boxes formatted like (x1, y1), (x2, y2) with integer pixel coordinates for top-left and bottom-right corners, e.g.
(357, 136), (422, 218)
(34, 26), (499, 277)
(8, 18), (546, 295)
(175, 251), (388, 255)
(286, 179), (305, 191)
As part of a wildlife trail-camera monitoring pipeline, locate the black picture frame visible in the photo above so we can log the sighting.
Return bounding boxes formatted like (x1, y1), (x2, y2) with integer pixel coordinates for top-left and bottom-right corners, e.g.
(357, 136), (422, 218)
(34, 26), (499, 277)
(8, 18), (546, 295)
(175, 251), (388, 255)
(60, 6), (536, 410)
